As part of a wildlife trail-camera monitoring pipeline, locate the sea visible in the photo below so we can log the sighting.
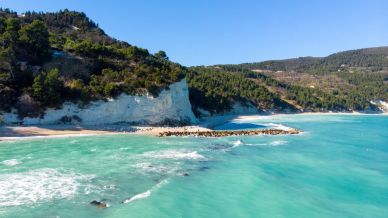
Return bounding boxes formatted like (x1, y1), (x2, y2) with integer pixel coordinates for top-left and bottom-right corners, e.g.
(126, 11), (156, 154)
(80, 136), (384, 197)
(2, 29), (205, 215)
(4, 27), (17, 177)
(0, 114), (387, 218)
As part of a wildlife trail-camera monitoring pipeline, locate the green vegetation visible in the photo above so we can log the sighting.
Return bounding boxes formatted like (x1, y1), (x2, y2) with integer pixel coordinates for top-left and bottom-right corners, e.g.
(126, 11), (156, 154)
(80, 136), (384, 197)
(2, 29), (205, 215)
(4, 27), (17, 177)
(187, 67), (293, 115)
(187, 64), (384, 114)
(0, 9), (186, 117)
(223, 47), (388, 74)
(214, 47), (388, 112)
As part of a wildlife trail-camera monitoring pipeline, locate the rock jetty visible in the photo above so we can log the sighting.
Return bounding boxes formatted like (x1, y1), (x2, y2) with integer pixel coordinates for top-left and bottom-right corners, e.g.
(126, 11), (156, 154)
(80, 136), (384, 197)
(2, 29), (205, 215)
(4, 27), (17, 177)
(159, 128), (301, 137)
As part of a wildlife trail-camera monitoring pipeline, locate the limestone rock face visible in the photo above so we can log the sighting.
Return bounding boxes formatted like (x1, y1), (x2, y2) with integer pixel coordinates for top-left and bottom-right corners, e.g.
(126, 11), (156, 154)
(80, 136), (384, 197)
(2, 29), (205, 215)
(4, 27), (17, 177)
(370, 100), (388, 113)
(1, 79), (197, 125)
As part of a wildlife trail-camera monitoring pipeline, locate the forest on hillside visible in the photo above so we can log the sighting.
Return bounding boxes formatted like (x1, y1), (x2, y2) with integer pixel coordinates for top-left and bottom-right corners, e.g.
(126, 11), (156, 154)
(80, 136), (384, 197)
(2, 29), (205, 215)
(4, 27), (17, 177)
(187, 66), (383, 115)
(0, 9), (185, 118)
(206, 47), (388, 114)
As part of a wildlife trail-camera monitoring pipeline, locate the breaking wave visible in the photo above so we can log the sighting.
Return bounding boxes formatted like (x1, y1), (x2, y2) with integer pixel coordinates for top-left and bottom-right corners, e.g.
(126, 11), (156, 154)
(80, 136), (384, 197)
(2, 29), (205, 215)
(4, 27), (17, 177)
(262, 123), (293, 131)
(0, 168), (95, 207)
(269, 140), (288, 146)
(132, 162), (181, 175)
(245, 140), (288, 147)
(1, 159), (21, 166)
(232, 140), (243, 148)
(140, 149), (205, 160)
(123, 190), (151, 203)
(122, 179), (168, 204)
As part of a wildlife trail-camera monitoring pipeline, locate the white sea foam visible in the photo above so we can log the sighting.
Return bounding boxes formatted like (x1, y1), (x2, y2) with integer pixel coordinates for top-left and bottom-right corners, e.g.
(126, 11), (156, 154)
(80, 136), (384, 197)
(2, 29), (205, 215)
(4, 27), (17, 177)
(245, 143), (268, 146)
(103, 184), (117, 190)
(263, 123), (293, 131)
(123, 190), (151, 203)
(245, 140), (288, 147)
(269, 140), (288, 146)
(141, 149), (205, 160)
(1, 159), (21, 166)
(119, 147), (132, 150)
(123, 179), (168, 204)
(0, 168), (94, 207)
(232, 140), (243, 148)
(156, 141), (191, 146)
(133, 162), (180, 175)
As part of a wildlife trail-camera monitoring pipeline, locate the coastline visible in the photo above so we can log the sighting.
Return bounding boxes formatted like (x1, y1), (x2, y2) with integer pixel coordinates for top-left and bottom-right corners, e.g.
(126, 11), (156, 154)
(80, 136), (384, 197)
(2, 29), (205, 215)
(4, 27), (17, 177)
(1, 111), (386, 141)
(0, 125), (212, 141)
(235, 111), (388, 121)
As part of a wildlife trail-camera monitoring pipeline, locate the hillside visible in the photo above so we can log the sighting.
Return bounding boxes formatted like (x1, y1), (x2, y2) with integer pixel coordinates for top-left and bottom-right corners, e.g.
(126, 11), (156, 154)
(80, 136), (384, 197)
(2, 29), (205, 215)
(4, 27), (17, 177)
(222, 47), (388, 73)
(0, 9), (186, 119)
(191, 47), (387, 114)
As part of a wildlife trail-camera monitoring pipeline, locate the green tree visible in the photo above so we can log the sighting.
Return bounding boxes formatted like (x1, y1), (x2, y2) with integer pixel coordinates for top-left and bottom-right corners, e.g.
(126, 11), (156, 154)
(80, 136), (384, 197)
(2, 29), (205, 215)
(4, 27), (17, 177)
(32, 74), (45, 102)
(19, 20), (50, 63)
(104, 82), (120, 97)
(155, 50), (169, 60)
(32, 69), (63, 106)
(5, 18), (20, 39)
(44, 69), (63, 105)
(0, 17), (6, 34)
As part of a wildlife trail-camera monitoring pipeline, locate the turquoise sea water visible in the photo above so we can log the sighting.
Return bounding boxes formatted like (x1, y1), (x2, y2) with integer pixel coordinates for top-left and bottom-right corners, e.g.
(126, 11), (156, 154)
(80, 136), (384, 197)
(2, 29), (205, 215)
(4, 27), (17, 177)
(0, 114), (387, 218)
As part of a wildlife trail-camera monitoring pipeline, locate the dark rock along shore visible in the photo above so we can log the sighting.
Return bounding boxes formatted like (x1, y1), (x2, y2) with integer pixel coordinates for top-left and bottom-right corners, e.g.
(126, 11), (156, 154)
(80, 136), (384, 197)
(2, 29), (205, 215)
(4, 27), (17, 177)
(159, 128), (302, 137)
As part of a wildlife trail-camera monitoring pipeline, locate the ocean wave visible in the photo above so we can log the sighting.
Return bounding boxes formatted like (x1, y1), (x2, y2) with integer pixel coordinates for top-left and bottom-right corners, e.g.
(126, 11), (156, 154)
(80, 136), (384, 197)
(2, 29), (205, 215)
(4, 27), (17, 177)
(102, 184), (117, 190)
(0, 168), (95, 207)
(119, 147), (132, 150)
(1, 159), (21, 166)
(156, 141), (191, 146)
(140, 149), (205, 160)
(123, 190), (151, 203)
(269, 140), (288, 146)
(132, 162), (181, 175)
(262, 123), (293, 131)
(232, 140), (243, 148)
(245, 143), (268, 146)
(122, 179), (168, 204)
(245, 140), (288, 146)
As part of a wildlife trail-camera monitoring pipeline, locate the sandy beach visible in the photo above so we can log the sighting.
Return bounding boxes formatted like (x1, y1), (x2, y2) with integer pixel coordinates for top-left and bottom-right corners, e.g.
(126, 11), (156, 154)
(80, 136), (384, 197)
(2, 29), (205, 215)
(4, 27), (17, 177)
(1, 112), (386, 141)
(0, 124), (212, 141)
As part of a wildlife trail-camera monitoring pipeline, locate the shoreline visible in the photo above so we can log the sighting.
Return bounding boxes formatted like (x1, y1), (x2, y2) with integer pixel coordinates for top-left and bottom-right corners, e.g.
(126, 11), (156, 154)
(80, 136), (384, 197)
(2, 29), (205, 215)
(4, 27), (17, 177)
(1, 112), (386, 141)
(0, 125), (212, 141)
(235, 111), (388, 121)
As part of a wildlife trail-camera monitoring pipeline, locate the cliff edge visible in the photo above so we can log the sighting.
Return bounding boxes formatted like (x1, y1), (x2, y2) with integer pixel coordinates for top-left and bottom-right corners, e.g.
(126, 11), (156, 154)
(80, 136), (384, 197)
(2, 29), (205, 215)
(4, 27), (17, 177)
(1, 79), (197, 125)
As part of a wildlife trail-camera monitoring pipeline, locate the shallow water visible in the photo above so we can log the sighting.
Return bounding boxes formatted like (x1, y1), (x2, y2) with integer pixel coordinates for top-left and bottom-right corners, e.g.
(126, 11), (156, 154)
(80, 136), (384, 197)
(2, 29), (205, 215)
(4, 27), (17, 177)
(1, 115), (387, 218)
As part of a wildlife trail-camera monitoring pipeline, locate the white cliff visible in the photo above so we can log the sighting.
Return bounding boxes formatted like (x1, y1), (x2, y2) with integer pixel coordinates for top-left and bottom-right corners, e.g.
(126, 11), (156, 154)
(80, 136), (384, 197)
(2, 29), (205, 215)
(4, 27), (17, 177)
(370, 100), (388, 113)
(1, 79), (197, 125)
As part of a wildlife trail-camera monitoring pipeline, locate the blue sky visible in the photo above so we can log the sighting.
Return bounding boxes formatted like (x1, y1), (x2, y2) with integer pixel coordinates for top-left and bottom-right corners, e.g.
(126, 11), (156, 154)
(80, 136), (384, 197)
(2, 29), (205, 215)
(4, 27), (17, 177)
(1, 0), (387, 66)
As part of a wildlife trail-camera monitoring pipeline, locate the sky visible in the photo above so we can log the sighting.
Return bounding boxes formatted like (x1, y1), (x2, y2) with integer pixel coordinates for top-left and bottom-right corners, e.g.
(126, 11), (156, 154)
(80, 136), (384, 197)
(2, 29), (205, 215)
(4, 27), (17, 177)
(0, 0), (387, 66)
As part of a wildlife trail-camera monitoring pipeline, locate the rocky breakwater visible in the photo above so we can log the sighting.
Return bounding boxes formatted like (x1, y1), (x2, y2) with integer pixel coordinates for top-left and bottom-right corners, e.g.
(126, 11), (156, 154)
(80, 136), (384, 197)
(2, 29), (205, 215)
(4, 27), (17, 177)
(159, 128), (302, 137)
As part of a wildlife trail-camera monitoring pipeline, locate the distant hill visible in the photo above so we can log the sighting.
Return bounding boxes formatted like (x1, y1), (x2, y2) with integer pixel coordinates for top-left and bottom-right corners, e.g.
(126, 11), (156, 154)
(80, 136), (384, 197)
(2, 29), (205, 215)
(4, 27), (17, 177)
(222, 47), (388, 73)
(187, 47), (388, 115)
